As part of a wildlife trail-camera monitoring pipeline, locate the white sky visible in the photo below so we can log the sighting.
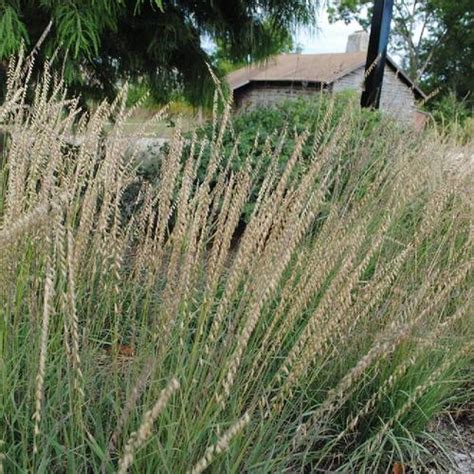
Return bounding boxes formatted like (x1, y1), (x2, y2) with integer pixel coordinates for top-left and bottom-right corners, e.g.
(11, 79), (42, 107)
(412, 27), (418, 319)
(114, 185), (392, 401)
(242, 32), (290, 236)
(294, 9), (363, 54)
(201, 5), (412, 68)
(202, 8), (365, 56)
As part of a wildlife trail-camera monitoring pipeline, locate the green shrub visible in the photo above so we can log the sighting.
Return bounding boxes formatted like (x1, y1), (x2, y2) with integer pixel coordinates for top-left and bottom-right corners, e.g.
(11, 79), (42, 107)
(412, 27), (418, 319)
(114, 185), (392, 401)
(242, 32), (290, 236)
(184, 93), (398, 221)
(428, 93), (473, 144)
(430, 93), (471, 125)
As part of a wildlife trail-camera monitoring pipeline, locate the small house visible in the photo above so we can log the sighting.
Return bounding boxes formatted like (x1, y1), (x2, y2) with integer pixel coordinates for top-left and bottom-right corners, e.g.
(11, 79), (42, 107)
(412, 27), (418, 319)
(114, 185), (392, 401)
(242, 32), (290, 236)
(226, 31), (426, 125)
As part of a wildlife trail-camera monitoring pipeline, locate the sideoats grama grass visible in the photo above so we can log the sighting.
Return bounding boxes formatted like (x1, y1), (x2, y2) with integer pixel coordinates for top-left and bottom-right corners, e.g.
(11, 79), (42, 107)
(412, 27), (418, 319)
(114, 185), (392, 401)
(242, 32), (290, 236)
(0, 55), (472, 473)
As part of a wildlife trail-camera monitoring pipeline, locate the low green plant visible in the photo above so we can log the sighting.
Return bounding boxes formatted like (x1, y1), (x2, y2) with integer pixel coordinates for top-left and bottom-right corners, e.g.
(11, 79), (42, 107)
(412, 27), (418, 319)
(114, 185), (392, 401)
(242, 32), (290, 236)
(0, 57), (472, 473)
(179, 93), (392, 221)
(428, 92), (473, 144)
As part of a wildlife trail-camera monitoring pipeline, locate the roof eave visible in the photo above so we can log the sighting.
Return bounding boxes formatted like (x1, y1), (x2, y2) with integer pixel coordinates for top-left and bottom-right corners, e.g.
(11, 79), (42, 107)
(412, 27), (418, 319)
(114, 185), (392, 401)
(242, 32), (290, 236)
(231, 78), (328, 91)
(385, 56), (427, 100)
(227, 54), (427, 101)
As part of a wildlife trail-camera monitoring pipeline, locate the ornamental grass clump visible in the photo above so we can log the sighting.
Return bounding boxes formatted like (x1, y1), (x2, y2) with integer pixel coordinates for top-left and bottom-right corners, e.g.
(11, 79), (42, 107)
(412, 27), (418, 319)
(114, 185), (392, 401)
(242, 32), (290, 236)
(0, 55), (472, 473)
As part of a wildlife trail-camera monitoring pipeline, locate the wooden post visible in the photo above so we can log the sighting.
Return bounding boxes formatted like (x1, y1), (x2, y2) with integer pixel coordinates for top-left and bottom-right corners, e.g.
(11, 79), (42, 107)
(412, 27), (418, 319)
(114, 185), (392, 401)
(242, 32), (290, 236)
(361, 0), (394, 109)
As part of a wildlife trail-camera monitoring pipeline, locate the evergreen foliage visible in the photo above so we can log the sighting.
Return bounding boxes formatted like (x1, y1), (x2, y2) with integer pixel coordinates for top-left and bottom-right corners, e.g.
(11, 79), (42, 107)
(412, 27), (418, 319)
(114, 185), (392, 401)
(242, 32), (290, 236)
(0, 0), (318, 104)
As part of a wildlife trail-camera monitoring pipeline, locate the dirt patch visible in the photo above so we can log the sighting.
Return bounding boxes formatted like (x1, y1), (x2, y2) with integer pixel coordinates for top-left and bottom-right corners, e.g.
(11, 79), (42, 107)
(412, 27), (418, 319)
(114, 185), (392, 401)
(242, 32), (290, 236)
(427, 408), (474, 473)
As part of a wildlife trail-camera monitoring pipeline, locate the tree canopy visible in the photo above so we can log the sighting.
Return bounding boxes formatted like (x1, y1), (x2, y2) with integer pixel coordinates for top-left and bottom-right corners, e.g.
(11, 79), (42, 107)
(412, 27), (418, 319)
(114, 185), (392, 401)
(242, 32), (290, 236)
(0, 0), (318, 104)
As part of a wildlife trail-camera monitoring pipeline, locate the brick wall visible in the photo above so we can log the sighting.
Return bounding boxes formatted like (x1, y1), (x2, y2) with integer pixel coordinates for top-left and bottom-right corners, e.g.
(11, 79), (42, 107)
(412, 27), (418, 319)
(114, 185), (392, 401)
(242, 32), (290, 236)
(235, 83), (324, 111)
(234, 66), (417, 123)
(332, 66), (416, 121)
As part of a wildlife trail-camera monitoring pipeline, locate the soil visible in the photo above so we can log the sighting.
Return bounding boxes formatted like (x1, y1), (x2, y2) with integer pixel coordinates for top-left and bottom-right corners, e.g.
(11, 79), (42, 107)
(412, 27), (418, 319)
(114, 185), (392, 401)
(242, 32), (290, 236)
(426, 407), (474, 473)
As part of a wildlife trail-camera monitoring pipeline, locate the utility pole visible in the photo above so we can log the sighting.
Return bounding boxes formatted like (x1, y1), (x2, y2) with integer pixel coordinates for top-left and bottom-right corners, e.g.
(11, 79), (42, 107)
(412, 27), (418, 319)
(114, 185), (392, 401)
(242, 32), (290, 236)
(361, 0), (394, 109)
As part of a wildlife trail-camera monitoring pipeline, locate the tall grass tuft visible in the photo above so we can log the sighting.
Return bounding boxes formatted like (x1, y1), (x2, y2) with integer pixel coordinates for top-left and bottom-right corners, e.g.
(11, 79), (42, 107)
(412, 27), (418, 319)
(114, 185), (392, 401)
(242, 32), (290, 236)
(0, 56), (472, 473)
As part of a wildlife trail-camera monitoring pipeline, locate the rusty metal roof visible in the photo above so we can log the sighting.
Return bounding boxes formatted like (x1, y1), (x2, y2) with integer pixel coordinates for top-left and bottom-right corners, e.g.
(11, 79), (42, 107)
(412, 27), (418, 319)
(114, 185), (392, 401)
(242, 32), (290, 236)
(227, 52), (426, 99)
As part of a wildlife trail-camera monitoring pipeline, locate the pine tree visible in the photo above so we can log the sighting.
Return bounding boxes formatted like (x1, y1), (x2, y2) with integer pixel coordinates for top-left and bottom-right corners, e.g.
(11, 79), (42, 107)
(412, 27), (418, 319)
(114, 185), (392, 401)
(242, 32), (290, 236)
(0, 0), (318, 104)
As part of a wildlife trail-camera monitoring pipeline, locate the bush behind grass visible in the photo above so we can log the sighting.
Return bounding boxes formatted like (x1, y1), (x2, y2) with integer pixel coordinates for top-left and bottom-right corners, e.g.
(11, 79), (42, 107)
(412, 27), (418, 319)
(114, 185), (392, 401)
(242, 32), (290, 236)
(0, 58), (473, 473)
(142, 92), (388, 222)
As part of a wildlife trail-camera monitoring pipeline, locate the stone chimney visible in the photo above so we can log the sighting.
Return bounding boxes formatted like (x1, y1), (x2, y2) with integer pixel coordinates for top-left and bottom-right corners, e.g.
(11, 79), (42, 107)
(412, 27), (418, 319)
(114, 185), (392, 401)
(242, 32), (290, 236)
(346, 30), (369, 53)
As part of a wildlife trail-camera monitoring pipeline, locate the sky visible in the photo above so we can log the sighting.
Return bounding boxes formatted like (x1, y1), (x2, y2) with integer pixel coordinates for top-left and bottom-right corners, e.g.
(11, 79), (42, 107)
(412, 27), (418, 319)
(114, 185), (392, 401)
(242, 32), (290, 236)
(293, 9), (363, 54)
(201, 6), (412, 62)
(201, 8), (364, 56)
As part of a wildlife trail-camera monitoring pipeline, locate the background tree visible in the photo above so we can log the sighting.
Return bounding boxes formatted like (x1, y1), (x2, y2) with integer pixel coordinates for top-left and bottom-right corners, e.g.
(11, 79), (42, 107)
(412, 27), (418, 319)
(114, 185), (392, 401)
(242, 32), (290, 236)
(0, 0), (318, 105)
(328, 0), (429, 80)
(328, 0), (474, 108)
(419, 0), (474, 108)
(213, 21), (295, 75)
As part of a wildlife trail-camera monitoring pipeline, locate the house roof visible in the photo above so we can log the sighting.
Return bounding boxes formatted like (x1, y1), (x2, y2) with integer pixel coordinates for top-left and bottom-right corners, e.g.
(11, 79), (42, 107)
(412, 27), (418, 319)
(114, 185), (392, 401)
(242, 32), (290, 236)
(227, 52), (426, 100)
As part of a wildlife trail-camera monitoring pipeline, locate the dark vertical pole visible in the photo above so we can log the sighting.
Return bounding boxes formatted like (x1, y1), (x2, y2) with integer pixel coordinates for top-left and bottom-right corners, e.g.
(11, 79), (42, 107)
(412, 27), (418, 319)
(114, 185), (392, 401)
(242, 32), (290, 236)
(361, 0), (394, 109)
